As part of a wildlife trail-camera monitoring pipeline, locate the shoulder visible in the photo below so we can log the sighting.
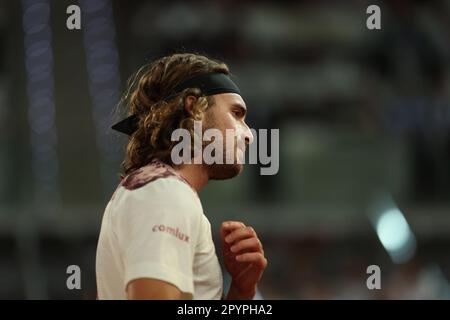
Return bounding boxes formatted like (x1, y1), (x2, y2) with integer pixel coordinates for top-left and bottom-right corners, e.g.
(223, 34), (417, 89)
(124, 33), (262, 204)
(109, 160), (203, 234)
(111, 173), (202, 231)
(120, 160), (178, 191)
(115, 177), (201, 216)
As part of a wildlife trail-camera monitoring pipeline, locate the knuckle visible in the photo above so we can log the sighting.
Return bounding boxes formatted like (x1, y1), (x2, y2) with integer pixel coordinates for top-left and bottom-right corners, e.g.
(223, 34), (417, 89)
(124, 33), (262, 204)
(257, 239), (263, 249)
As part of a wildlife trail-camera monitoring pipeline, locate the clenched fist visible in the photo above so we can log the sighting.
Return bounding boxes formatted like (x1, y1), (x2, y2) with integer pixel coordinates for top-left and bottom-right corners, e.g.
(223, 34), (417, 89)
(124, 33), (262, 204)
(220, 221), (268, 299)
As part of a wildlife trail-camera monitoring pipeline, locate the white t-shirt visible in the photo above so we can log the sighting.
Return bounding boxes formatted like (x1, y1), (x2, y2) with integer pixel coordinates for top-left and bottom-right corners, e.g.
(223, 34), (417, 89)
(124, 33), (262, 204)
(96, 159), (224, 300)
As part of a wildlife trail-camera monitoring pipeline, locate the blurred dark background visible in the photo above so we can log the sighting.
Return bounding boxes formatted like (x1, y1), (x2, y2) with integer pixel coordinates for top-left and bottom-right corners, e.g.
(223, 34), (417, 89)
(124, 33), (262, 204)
(0, 0), (449, 299)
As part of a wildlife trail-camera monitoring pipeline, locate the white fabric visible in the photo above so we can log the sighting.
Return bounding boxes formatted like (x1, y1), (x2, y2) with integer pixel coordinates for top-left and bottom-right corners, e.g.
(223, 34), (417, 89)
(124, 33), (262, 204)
(96, 162), (223, 300)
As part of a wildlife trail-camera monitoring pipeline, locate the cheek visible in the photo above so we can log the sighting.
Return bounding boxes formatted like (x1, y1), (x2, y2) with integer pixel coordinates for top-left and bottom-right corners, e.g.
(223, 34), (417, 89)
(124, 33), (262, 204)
(209, 109), (233, 128)
(225, 112), (238, 128)
(215, 113), (238, 133)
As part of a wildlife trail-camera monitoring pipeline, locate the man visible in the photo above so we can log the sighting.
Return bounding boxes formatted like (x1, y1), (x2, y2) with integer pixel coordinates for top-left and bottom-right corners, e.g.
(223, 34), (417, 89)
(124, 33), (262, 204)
(96, 53), (267, 300)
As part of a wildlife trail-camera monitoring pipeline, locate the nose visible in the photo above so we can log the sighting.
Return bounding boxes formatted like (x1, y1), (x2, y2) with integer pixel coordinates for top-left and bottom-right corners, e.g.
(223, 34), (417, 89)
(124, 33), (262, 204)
(244, 125), (254, 145)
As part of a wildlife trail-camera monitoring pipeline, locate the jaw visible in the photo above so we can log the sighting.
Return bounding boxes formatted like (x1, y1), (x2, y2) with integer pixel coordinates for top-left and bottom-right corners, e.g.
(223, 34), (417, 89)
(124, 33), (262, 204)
(206, 163), (243, 180)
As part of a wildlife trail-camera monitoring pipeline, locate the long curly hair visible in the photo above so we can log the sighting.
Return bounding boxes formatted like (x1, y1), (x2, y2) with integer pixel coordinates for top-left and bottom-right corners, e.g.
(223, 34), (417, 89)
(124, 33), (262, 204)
(118, 53), (230, 175)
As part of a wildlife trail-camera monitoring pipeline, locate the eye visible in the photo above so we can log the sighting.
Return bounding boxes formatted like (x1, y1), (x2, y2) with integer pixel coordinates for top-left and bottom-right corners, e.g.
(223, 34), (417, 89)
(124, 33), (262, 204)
(232, 109), (242, 118)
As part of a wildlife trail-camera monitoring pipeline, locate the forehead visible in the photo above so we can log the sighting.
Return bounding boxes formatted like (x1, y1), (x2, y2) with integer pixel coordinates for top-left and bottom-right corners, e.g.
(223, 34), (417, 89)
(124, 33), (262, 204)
(212, 93), (246, 109)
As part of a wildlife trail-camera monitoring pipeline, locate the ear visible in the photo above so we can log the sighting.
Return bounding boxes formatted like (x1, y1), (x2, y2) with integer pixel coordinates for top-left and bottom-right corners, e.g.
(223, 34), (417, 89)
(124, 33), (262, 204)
(183, 95), (198, 116)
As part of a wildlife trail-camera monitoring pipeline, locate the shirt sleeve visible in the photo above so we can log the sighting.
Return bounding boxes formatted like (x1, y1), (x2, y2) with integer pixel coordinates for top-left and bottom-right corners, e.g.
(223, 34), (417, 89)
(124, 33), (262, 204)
(112, 177), (201, 296)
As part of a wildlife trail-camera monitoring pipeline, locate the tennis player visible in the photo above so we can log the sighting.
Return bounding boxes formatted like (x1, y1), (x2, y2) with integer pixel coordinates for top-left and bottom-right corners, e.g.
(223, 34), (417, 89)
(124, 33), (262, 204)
(96, 53), (267, 300)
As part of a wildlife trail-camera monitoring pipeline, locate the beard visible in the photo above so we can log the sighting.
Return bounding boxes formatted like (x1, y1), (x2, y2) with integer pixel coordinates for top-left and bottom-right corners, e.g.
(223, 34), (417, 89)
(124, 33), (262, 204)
(201, 139), (244, 180)
(206, 162), (243, 180)
(201, 111), (244, 181)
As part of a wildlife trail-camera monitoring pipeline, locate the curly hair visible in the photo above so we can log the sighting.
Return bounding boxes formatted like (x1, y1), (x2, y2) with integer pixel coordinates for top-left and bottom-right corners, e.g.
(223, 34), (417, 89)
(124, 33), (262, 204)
(118, 53), (230, 175)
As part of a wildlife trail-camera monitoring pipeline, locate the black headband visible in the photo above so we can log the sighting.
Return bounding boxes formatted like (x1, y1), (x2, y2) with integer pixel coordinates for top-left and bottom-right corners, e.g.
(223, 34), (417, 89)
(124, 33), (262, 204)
(111, 72), (241, 135)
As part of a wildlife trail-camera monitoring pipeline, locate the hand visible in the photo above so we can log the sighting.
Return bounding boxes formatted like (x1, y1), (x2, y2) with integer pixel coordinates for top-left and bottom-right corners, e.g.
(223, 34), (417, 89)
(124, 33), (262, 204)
(220, 221), (268, 299)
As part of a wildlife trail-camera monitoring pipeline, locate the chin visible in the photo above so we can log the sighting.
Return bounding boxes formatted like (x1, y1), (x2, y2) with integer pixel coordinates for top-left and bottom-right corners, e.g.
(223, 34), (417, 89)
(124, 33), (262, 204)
(208, 163), (243, 180)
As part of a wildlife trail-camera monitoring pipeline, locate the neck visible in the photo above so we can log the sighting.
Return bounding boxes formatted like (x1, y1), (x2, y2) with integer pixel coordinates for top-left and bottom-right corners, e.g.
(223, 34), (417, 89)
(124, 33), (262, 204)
(173, 163), (209, 193)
